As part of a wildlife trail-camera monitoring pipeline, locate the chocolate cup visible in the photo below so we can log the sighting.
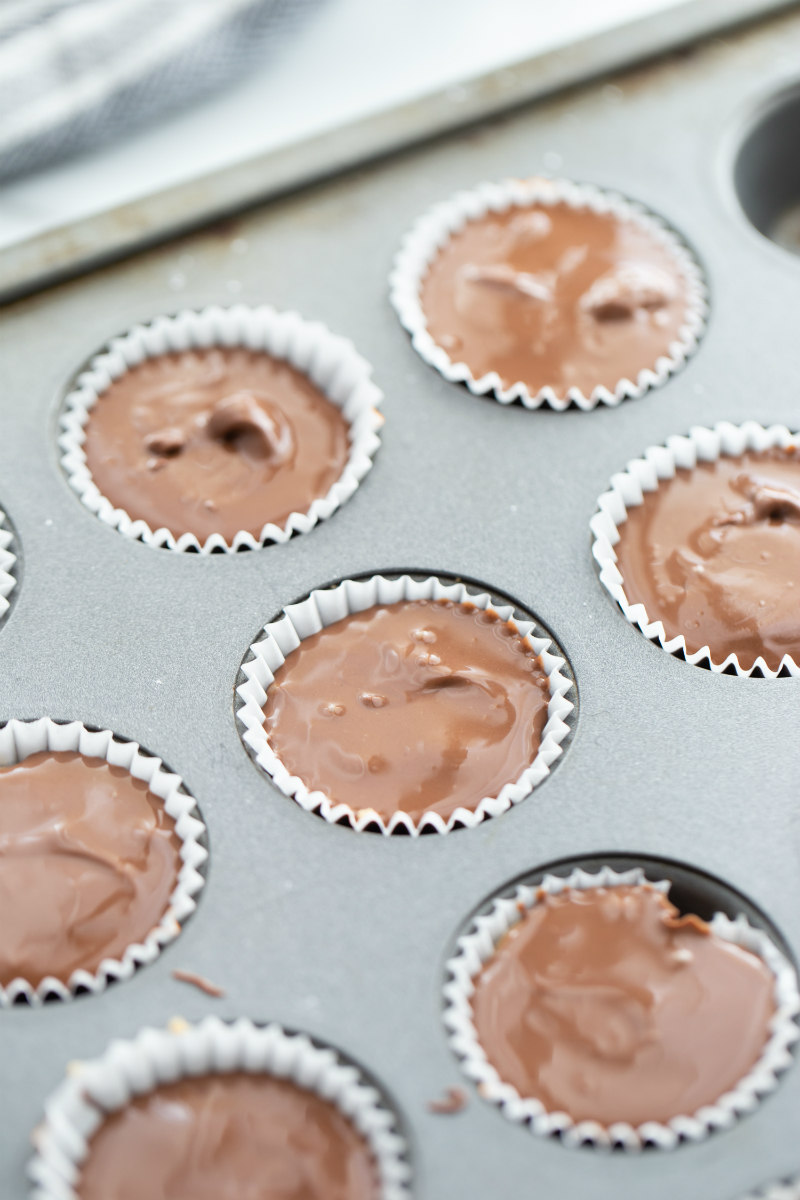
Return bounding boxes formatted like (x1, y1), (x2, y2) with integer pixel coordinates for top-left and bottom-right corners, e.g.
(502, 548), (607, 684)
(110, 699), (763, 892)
(236, 573), (575, 835)
(443, 865), (799, 1150)
(591, 420), (800, 678)
(0, 718), (207, 1005)
(390, 177), (707, 411)
(59, 305), (383, 553)
(28, 1017), (411, 1200)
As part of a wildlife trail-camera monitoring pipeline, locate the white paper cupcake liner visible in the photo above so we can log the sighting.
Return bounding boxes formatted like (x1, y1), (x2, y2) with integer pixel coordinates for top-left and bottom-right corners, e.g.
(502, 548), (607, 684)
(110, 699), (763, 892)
(0, 506), (17, 621)
(443, 865), (800, 1150)
(590, 420), (800, 678)
(0, 717), (207, 1006)
(58, 305), (384, 553)
(741, 1182), (800, 1200)
(28, 1016), (412, 1200)
(389, 176), (707, 411)
(236, 573), (575, 835)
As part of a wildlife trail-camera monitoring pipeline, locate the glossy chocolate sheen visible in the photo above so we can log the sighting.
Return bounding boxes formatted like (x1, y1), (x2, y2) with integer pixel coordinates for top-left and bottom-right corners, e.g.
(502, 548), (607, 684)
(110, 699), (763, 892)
(83, 348), (350, 541)
(263, 598), (550, 823)
(77, 1072), (378, 1200)
(420, 201), (690, 397)
(0, 752), (181, 986)
(471, 885), (776, 1127)
(615, 447), (800, 670)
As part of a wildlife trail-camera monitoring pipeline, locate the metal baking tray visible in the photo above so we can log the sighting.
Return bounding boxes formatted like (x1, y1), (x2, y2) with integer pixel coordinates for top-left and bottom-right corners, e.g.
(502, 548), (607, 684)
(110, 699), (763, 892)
(1, 0), (797, 305)
(2, 7), (800, 1197)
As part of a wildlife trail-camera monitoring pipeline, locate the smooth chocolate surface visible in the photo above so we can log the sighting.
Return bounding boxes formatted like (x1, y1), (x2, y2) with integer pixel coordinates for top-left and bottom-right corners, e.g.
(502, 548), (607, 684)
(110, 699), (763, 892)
(420, 201), (690, 397)
(471, 884), (776, 1127)
(263, 598), (551, 823)
(83, 348), (350, 541)
(77, 1072), (378, 1200)
(615, 447), (800, 669)
(0, 751), (181, 986)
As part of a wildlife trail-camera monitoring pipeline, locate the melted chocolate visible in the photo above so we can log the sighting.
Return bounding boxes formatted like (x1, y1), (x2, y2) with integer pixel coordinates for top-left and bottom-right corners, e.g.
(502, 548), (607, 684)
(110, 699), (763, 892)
(263, 599), (551, 823)
(471, 885), (775, 1127)
(0, 752), (181, 986)
(77, 1072), (378, 1200)
(420, 202), (690, 397)
(83, 348), (350, 541)
(615, 447), (800, 669)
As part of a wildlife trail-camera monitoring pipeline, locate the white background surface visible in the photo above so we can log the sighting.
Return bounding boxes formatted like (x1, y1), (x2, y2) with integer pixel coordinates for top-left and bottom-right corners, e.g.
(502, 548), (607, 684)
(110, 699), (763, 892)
(0, 0), (687, 250)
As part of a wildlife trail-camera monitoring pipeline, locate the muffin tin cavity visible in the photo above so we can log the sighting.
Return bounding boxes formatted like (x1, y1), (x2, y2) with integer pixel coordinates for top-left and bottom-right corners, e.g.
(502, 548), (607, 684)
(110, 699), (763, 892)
(591, 421), (800, 677)
(443, 853), (799, 1149)
(733, 82), (800, 254)
(28, 1018), (412, 1200)
(390, 177), (707, 410)
(0, 718), (208, 1006)
(236, 572), (576, 835)
(57, 306), (383, 553)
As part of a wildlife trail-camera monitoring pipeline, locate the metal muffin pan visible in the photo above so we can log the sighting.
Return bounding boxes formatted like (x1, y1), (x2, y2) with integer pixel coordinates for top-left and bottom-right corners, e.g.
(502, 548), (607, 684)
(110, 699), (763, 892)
(2, 8), (800, 1198)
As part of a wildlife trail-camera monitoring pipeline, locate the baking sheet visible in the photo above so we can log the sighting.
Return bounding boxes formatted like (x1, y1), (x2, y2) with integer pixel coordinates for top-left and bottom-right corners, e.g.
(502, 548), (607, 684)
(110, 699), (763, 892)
(2, 6), (800, 1197)
(0, 0), (797, 303)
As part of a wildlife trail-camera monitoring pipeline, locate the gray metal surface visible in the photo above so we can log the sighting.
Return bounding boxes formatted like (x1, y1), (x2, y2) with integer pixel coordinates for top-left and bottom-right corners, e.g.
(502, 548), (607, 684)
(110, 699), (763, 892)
(1, 8), (800, 1198)
(0, 0), (798, 304)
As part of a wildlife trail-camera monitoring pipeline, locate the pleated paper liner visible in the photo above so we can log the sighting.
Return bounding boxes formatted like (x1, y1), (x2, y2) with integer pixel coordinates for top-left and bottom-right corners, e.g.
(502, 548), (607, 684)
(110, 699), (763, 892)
(236, 573), (575, 835)
(59, 305), (383, 553)
(443, 865), (799, 1150)
(28, 1017), (411, 1200)
(390, 176), (707, 411)
(0, 504), (17, 624)
(591, 420), (800, 678)
(0, 718), (207, 1005)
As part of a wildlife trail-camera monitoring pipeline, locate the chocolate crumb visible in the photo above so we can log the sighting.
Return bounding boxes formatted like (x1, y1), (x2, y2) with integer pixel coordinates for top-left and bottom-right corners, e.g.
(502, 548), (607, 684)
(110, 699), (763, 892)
(172, 968), (226, 998)
(428, 1086), (468, 1115)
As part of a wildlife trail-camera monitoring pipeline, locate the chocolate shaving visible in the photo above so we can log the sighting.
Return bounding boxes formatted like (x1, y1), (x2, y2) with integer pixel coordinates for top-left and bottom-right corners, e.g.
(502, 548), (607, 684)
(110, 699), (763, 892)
(581, 262), (676, 322)
(206, 391), (290, 461)
(462, 262), (552, 302)
(144, 427), (186, 457)
(719, 474), (800, 527)
(428, 1086), (468, 1115)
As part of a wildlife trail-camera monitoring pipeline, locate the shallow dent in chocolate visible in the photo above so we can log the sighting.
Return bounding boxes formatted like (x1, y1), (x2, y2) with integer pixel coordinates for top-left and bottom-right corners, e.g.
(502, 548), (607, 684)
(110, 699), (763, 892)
(471, 884), (776, 1127)
(77, 1072), (379, 1200)
(614, 446), (800, 670)
(420, 201), (691, 398)
(0, 751), (181, 987)
(82, 348), (350, 542)
(262, 598), (551, 824)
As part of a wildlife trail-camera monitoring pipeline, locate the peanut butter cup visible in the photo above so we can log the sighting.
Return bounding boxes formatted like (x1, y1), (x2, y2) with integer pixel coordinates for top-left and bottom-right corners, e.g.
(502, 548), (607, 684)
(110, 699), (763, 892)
(469, 883), (777, 1129)
(82, 346), (350, 543)
(61, 308), (383, 551)
(262, 597), (552, 825)
(0, 750), (182, 989)
(392, 180), (705, 408)
(612, 445), (800, 672)
(76, 1072), (379, 1200)
(422, 203), (689, 398)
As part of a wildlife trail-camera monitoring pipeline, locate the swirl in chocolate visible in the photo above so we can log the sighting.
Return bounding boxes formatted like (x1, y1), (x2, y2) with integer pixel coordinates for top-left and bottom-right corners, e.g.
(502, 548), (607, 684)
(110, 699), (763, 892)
(0, 752), (181, 986)
(471, 885), (776, 1127)
(83, 348), (350, 541)
(420, 201), (690, 397)
(615, 446), (800, 669)
(262, 598), (551, 823)
(77, 1073), (378, 1200)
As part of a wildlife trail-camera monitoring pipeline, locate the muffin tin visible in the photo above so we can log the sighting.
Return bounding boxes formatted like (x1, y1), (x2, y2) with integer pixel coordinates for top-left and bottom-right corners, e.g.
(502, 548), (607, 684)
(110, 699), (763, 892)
(2, 8), (800, 1198)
